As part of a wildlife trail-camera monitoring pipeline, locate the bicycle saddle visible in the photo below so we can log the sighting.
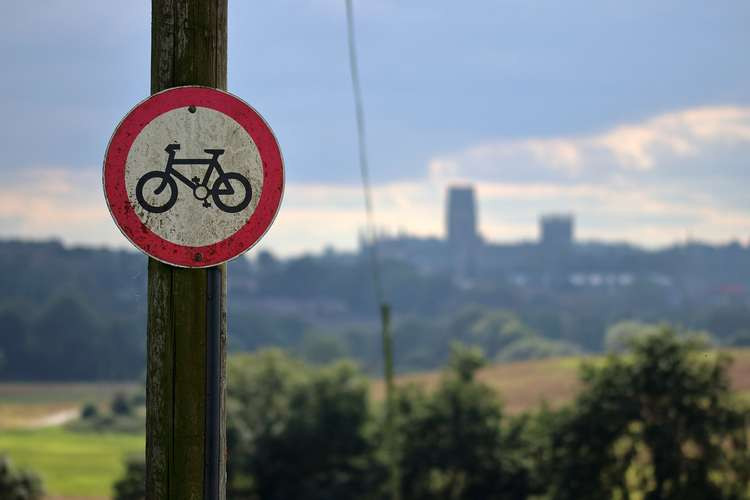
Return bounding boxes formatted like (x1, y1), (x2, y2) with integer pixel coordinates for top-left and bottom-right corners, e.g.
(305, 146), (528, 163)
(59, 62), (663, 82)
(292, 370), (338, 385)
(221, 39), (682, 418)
(204, 149), (225, 155)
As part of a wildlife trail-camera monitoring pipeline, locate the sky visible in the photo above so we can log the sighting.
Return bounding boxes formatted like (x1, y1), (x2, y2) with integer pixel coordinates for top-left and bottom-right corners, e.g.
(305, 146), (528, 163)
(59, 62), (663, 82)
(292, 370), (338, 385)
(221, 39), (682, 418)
(1, 1), (749, 256)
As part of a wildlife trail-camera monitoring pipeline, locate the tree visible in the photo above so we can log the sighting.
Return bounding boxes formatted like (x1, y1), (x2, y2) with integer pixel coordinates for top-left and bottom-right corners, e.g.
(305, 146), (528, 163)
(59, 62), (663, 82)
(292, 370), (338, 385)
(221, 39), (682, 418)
(396, 344), (532, 500)
(0, 307), (28, 378)
(464, 309), (535, 358)
(112, 457), (145, 500)
(545, 328), (750, 500)
(111, 392), (133, 416)
(80, 402), (99, 419)
(604, 320), (662, 352)
(227, 350), (382, 499)
(495, 336), (581, 362)
(0, 456), (43, 500)
(30, 295), (104, 380)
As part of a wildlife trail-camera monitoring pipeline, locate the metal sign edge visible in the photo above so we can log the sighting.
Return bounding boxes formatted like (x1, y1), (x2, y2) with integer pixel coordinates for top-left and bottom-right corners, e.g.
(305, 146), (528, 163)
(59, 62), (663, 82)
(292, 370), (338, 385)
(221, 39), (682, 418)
(102, 85), (285, 268)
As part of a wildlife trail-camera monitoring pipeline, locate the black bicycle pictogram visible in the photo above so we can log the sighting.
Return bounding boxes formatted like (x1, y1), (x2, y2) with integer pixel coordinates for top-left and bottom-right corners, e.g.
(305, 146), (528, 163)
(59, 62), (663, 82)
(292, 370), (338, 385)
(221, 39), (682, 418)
(135, 144), (252, 214)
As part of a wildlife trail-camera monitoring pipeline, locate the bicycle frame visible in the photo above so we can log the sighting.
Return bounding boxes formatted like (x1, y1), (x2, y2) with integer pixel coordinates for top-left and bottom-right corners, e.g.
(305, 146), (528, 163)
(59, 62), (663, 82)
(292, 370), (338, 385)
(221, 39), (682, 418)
(137, 143), (251, 214)
(159, 144), (228, 192)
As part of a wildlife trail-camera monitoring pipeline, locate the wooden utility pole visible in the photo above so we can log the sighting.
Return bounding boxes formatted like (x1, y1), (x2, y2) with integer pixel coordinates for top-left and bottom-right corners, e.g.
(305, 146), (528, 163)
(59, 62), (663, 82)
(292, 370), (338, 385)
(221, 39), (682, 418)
(147, 1), (228, 499)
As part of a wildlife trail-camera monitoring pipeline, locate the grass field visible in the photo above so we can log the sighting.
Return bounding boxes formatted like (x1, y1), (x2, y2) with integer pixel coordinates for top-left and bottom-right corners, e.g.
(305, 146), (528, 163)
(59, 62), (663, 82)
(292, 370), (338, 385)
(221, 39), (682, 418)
(0, 427), (143, 498)
(0, 383), (142, 498)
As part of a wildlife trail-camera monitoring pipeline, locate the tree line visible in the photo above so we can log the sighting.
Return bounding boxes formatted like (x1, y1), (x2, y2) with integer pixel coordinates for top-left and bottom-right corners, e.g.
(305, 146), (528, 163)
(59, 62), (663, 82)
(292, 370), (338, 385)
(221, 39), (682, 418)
(113, 327), (750, 499)
(1, 239), (749, 380)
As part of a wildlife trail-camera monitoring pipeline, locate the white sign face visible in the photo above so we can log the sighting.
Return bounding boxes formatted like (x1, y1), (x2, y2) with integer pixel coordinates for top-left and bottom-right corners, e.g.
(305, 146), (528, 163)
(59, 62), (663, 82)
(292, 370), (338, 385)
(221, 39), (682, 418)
(103, 86), (284, 268)
(124, 106), (264, 247)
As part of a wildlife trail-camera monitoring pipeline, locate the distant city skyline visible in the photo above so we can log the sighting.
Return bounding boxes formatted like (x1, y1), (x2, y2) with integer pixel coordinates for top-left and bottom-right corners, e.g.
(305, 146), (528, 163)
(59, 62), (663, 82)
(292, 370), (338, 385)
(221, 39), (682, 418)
(1, 2), (748, 256)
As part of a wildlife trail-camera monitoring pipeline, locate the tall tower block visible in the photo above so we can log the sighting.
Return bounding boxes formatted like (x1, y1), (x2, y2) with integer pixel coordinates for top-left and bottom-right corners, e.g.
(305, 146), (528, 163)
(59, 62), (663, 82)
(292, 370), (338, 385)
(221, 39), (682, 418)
(540, 214), (574, 250)
(446, 186), (480, 277)
(446, 186), (479, 245)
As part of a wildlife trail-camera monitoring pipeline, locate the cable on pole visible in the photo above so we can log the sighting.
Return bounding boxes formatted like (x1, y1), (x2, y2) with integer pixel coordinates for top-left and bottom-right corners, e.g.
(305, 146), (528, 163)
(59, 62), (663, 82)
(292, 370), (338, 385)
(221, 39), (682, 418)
(345, 0), (385, 306)
(344, 2), (400, 499)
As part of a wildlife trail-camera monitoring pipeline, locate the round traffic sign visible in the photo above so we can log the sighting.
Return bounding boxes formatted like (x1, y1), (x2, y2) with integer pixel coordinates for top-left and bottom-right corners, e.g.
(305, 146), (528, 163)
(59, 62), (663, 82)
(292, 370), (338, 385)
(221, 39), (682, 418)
(103, 86), (284, 267)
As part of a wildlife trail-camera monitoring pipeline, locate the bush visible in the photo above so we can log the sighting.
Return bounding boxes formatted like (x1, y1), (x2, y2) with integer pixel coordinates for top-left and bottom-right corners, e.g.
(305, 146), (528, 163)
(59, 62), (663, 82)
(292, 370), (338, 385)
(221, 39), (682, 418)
(227, 350), (382, 499)
(111, 393), (133, 416)
(0, 456), (44, 500)
(396, 344), (534, 499)
(116, 328), (750, 500)
(113, 457), (145, 500)
(545, 328), (750, 499)
(67, 413), (144, 434)
(495, 336), (581, 362)
(80, 402), (99, 419)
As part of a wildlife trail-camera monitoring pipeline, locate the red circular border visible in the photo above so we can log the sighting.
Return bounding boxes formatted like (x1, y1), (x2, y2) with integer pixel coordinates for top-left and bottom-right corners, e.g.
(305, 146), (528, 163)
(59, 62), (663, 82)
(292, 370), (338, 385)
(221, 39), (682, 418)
(103, 86), (284, 267)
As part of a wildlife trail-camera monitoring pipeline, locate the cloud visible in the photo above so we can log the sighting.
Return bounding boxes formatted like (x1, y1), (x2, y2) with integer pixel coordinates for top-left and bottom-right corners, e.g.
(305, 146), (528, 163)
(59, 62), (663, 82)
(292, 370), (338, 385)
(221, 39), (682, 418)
(0, 167), (125, 247)
(1, 106), (748, 256)
(431, 106), (750, 181)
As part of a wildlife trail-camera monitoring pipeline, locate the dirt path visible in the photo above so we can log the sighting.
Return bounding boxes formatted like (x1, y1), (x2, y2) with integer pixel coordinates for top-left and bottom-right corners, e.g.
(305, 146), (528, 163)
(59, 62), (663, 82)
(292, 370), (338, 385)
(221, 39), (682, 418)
(28, 408), (79, 428)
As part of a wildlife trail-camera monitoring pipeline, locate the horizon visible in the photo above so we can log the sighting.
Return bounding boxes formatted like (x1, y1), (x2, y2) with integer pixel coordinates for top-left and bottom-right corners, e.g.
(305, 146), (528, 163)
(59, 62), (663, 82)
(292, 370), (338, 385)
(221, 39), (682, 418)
(4, 216), (746, 262)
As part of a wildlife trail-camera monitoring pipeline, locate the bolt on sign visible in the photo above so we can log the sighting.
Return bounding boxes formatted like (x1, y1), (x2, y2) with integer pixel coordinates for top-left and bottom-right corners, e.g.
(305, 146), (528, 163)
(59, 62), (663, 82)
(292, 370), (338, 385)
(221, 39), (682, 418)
(103, 86), (284, 267)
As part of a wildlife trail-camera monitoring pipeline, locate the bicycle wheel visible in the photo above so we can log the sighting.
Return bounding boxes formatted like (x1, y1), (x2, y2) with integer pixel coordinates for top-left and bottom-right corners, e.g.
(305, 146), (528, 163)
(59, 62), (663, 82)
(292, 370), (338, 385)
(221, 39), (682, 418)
(135, 171), (178, 213)
(212, 172), (252, 213)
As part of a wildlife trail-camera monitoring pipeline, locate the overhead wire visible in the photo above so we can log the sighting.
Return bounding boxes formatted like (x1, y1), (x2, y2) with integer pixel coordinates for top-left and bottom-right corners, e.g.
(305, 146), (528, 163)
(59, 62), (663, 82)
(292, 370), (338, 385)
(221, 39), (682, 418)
(344, 2), (400, 499)
(345, 0), (385, 306)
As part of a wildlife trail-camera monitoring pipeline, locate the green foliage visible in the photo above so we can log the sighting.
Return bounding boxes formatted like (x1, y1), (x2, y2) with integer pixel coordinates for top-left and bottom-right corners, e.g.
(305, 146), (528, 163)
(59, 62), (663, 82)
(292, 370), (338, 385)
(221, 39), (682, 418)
(224, 346), (535, 500)
(70, 391), (144, 434)
(448, 342), (485, 381)
(66, 413), (145, 434)
(396, 345), (532, 499)
(227, 350), (382, 499)
(0, 296), (144, 381)
(300, 331), (348, 365)
(391, 305), (585, 373)
(112, 457), (145, 500)
(464, 308), (535, 356)
(229, 307), (312, 353)
(0, 456), (44, 500)
(604, 320), (663, 352)
(111, 393), (133, 416)
(80, 402), (99, 419)
(2, 240), (750, 381)
(605, 320), (715, 353)
(544, 328), (750, 499)
(495, 336), (581, 362)
(113, 333), (750, 500)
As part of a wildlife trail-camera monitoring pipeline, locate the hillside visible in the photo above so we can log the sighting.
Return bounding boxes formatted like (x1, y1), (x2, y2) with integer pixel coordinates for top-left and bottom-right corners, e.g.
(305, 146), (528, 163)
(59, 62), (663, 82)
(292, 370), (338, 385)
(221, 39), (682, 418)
(372, 348), (750, 414)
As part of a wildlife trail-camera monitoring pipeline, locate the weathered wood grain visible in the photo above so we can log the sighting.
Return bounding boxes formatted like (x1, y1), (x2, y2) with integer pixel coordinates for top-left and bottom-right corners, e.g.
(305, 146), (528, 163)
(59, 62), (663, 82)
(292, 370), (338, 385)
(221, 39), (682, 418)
(147, 1), (227, 498)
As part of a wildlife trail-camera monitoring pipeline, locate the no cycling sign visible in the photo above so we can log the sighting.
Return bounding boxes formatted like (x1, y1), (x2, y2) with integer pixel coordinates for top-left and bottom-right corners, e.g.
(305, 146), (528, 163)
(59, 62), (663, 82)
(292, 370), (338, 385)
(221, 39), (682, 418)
(103, 86), (284, 267)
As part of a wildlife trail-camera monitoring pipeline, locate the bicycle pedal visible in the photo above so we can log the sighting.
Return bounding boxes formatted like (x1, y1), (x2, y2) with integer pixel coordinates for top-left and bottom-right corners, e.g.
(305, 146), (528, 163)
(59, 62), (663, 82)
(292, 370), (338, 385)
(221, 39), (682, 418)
(192, 176), (200, 184)
(203, 201), (211, 208)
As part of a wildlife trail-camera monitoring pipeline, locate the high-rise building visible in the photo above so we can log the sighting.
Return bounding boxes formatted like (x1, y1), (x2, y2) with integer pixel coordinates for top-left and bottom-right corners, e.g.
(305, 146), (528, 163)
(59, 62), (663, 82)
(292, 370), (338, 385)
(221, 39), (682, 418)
(540, 214), (574, 250)
(446, 186), (479, 245)
(446, 186), (480, 278)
